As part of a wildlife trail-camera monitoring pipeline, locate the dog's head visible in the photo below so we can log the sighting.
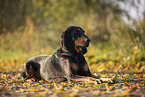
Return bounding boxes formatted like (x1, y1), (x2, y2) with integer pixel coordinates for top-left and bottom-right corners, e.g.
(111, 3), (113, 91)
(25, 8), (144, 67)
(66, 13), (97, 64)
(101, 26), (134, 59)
(61, 26), (90, 55)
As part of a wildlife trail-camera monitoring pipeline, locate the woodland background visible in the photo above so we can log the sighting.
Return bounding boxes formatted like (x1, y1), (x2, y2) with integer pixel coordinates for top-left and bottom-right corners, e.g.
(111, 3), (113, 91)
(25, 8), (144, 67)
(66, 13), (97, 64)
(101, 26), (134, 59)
(0, 0), (145, 96)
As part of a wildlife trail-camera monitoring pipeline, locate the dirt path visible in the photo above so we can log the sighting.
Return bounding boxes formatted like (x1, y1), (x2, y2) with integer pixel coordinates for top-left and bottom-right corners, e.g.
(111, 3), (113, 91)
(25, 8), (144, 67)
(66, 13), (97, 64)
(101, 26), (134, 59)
(0, 72), (144, 97)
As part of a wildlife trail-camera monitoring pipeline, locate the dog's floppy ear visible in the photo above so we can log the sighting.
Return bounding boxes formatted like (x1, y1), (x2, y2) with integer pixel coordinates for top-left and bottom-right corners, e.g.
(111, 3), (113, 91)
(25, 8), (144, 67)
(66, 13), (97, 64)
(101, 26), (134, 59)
(61, 27), (76, 55)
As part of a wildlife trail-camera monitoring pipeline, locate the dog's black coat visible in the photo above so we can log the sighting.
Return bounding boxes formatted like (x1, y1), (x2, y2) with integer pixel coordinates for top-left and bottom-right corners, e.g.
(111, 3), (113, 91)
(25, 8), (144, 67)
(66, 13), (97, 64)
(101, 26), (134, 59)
(19, 26), (92, 82)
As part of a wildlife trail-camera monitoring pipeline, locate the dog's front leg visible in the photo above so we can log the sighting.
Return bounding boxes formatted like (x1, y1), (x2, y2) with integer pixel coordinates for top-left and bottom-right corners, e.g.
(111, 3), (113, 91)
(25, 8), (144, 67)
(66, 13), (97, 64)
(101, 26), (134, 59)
(70, 75), (114, 84)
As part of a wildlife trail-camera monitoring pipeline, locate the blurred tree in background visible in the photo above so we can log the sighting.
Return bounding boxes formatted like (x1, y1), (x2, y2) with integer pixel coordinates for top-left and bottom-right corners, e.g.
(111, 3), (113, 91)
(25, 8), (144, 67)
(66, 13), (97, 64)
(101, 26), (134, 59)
(0, 0), (144, 43)
(31, 0), (129, 43)
(0, 0), (33, 32)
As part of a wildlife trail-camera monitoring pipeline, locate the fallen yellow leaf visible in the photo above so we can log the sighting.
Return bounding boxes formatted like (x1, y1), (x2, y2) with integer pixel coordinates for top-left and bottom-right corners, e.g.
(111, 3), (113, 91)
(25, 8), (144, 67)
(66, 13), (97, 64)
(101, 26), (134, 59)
(29, 88), (39, 92)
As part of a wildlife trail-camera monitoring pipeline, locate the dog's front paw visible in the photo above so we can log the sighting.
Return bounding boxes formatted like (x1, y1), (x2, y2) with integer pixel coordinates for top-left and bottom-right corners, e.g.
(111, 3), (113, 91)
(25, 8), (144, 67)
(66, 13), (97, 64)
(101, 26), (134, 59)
(100, 78), (114, 83)
(94, 78), (115, 84)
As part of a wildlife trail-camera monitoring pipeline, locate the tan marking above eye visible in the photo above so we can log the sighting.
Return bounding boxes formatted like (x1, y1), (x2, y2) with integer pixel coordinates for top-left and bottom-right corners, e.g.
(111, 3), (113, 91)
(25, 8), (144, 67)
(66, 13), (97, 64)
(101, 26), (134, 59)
(78, 29), (81, 31)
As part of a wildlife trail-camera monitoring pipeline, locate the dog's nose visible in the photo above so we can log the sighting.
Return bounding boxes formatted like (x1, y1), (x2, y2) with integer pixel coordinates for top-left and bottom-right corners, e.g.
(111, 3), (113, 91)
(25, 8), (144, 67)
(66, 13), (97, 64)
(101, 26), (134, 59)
(87, 38), (91, 43)
(85, 38), (90, 43)
(85, 38), (91, 47)
(85, 38), (91, 42)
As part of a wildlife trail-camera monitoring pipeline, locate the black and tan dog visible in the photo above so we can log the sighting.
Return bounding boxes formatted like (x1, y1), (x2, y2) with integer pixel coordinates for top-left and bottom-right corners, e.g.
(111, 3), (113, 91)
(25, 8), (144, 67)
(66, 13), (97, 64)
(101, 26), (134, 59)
(19, 26), (112, 83)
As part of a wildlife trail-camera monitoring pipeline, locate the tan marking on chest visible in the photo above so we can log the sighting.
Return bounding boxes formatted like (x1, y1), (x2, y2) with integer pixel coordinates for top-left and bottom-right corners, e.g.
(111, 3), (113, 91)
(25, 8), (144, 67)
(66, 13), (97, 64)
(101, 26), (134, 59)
(72, 63), (78, 71)
(83, 64), (89, 71)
